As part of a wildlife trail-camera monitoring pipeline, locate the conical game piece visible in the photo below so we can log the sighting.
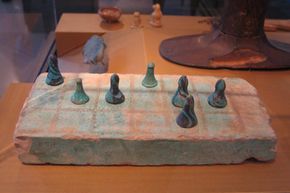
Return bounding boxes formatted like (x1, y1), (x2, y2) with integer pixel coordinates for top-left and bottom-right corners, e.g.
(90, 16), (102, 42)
(176, 95), (198, 128)
(45, 53), (64, 86)
(208, 79), (227, 108)
(142, 62), (158, 88)
(105, 74), (125, 104)
(172, 75), (189, 108)
(71, 78), (90, 105)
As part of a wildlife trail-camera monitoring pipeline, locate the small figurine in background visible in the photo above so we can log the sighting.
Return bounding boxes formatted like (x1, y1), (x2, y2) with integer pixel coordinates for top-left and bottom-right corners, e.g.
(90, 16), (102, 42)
(45, 52), (64, 86)
(176, 95), (198, 128)
(71, 78), (90, 105)
(83, 35), (108, 73)
(172, 76), (189, 108)
(131, 11), (142, 28)
(208, 79), (227, 108)
(149, 3), (162, 28)
(105, 74), (125, 104)
(142, 62), (158, 88)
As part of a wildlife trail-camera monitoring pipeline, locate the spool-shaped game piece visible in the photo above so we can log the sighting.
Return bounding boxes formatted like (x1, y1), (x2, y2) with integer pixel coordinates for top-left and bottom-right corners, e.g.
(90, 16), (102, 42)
(142, 63), (158, 88)
(71, 78), (90, 105)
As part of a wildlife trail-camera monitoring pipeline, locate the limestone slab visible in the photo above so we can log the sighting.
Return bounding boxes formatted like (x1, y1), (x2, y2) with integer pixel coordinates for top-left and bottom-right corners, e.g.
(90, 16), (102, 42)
(14, 73), (276, 165)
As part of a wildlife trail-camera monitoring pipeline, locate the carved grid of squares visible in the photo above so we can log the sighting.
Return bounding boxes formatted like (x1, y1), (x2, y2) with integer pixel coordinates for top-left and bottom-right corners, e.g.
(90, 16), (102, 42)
(18, 74), (269, 139)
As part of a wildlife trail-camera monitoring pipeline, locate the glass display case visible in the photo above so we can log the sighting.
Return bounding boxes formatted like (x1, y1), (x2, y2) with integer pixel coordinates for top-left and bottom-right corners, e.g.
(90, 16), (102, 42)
(0, 0), (56, 94)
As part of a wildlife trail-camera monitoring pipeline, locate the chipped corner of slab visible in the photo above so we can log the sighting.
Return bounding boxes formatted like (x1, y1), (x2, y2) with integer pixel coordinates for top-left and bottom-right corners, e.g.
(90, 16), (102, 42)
(14, 73), (277, 165)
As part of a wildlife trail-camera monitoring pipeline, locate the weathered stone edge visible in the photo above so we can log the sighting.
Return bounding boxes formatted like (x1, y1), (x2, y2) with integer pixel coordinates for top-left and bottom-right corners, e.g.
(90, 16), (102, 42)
(15, 136), (276, 165)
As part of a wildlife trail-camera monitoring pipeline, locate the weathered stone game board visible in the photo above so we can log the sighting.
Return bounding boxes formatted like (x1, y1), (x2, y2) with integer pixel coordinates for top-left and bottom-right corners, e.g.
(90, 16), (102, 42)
(14, 73), (276, 165)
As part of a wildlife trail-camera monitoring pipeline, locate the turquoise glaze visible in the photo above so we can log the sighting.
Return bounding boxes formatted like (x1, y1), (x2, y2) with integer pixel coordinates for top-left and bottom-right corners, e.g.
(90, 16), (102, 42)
(105, 74), (125, 104)
(208, 79), (227, 108)
(71, 78), (90, 105)
(142, 63), (158, 88)
(176, 95), (198, 128)
(172, 75), (189, 108)
(46, 54), (64, 86)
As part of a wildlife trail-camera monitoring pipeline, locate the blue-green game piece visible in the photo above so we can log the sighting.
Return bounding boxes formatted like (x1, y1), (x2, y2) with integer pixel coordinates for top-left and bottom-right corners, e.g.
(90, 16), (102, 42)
(45, 53), (64, 86)
(71, 78), (90, 105)
(142, 62), (158, 88)
(172, 75), (189, 108)
(105, 73), (125, 104)
(208, 79), (227, 108)
(176, 95), (198, 128)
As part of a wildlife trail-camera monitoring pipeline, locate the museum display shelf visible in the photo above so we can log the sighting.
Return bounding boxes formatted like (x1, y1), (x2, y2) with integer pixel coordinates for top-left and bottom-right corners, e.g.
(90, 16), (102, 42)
(55, 14), (290, 74)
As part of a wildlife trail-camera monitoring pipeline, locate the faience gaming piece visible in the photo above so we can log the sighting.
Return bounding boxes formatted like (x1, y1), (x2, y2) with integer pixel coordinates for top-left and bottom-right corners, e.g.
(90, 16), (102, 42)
(71, 78), (90, 105)
(45, 52), (64, 86)
(142, 62), (158, 88)
(172, 75), (189, 108)
(149, 3), (162, 27)
(208, 79), (227, 108)
(176, 95), (198, 128)
(105, 74), (125, 104)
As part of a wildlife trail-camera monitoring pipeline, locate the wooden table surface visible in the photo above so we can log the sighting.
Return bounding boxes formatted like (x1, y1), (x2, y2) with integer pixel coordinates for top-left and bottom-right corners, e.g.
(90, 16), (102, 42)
(1, 14), (290, 193)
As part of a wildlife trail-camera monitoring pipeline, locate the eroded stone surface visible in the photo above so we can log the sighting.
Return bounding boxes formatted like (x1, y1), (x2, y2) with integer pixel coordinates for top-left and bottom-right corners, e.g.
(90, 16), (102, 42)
(14, 73), (276, 165)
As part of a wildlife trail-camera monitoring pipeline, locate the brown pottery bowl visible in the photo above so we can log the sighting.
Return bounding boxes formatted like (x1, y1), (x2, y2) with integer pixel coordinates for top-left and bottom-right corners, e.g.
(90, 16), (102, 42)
(99, 7), (122, 23)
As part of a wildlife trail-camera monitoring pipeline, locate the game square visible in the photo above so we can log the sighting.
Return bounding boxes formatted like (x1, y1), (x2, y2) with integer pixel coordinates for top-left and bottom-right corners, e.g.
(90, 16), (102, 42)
(240, 114), (275, 138)
(56, 110), (93, 132)
(26, 88), (62, 109)
(204, 113), (243, 138)
(198, 93), (234, 114)
(17, 109), (55, 131)
(61, 89), (99, 110)
(133, 112), (168, 138)
(230, 95), (265, 115)
(97, 90), (131, 111)
(132, 91), (165, 111)
(93, 111), (131, 138)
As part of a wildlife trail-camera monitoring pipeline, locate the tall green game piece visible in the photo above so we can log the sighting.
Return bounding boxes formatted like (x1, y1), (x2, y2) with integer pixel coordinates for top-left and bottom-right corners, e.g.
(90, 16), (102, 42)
(142, 62), (158, 88)
(45, 52), (64, 86)
(208, 79), (227, 108)
(176, 95), (198, 128)
(172, 75), (189, 108)
(71, 78), (90, 105)
(105, 73), (125, 104)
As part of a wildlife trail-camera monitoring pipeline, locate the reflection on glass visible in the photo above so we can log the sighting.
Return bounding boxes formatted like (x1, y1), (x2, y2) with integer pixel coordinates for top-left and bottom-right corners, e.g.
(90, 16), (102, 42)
(0, 0), (56, 95)
(0, 0), (289, 95)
